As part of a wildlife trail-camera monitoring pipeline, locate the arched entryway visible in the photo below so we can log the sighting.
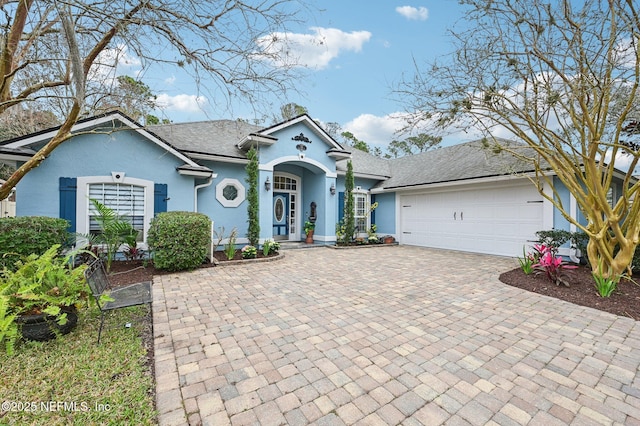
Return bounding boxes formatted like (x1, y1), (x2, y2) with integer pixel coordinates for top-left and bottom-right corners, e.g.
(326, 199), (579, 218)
(272, 172), (300, 241)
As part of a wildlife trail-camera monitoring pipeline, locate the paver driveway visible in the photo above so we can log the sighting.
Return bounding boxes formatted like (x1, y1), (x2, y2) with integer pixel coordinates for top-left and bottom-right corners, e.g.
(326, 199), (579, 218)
(153, 246), (640, 425)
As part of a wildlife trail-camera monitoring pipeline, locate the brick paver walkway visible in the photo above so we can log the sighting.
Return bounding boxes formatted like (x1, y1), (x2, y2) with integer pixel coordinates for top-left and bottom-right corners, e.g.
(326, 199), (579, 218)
(153, 246), (640, 425)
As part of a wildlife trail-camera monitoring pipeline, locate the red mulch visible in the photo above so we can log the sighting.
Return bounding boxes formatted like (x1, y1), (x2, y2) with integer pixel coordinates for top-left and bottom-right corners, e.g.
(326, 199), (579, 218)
(499, 266), (640, 321)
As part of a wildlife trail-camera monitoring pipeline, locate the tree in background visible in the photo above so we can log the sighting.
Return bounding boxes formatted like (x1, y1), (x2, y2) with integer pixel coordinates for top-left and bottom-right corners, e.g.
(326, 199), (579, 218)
(246, 148), (260, 247)
(279, 103), (308, 121)
(396, 0), (640, 278)
(341, 131), (383, 157)
(385, 133), (442, 158)
(0, 0), (308, 200)
(90, 76), (158, 125)
(0, 107), (60, 141)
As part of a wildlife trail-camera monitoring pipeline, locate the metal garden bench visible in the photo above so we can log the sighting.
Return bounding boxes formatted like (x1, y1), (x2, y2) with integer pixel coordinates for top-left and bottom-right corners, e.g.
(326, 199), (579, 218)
(84, 258), (152, 343)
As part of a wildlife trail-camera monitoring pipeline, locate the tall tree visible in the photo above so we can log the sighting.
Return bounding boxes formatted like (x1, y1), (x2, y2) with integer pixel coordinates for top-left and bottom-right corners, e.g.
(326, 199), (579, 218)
(0, 107), (59, 141)
(341, 131), (382, 157)
(342, 160), (355, 244)
(0, 0), (308, 200)
(396, 0), (640, 278)
(279, 103), (308, 121)
(91, 75), (158, 124)
(245, 147), (260, 247)
(386, 133), (442, 158)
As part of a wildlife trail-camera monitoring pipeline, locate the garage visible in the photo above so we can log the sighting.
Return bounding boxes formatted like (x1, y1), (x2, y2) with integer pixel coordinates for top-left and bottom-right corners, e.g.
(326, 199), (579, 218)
(399, 181), (544, 257)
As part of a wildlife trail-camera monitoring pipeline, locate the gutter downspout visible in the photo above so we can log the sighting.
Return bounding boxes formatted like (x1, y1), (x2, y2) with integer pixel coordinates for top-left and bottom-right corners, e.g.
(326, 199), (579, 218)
(194, 176), (214, 212)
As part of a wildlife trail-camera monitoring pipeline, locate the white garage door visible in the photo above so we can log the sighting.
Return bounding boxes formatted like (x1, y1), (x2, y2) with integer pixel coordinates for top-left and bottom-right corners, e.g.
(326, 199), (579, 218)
(399, 182), (544, 257)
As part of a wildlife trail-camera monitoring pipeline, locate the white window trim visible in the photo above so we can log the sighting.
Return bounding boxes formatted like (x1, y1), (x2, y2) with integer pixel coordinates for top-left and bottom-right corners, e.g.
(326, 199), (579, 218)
(353, 190), (370, 237)
(76, 175), (154, 244)
(216, 178), (246, 208)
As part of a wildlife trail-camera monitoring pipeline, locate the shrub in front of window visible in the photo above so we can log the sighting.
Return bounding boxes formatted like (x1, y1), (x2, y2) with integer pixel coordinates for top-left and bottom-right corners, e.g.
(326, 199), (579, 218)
(0, 217), (69, 270)
(148, 212), (211, 271)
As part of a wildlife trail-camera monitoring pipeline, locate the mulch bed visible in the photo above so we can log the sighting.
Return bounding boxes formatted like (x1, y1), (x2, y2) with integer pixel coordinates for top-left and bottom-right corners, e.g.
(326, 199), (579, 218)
(499, 266), (640, 321)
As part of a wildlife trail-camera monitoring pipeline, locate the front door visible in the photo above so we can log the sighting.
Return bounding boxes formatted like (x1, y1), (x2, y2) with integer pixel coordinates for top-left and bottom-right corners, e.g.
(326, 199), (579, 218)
(273, 192), (289, 240)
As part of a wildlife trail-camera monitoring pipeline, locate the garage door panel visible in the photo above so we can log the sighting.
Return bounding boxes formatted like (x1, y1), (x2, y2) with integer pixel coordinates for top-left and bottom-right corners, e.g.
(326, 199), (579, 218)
(400, 184), (543, 257)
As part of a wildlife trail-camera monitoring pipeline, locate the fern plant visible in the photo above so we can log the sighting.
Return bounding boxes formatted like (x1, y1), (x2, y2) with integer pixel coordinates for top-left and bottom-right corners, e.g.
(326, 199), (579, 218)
(0, 245), (90, 355)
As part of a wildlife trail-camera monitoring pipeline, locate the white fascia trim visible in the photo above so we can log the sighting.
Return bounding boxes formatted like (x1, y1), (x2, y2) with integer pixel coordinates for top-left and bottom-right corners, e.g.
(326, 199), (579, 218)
(262, 115), (344, 151)
(326, 150), (352, 160)
(178, 169), (217, 178)
(337, 171), (390, 180)
(0, 152), (31, 161)
(237, 134), (278, 150)
(259, 156), (338, 178)
(188, 152), (249, 164)
(382, 171), (548, 193)
(5, 111), (203, 169)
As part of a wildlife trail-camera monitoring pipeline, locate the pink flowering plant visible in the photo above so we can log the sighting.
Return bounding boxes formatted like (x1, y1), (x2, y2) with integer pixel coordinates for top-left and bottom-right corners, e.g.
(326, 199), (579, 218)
(241, 245), (257, 259)
(532, 244), (577, 287)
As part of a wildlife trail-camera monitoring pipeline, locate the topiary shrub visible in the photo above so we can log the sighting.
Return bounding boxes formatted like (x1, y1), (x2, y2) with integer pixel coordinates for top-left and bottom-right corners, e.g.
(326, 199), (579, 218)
(147, 211), (211, 271)
(0, 217), (70, 270)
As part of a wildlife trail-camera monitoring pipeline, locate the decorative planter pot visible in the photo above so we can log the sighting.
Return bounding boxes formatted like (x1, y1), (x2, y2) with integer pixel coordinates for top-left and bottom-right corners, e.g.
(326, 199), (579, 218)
(305, 230), (314, 244)
(383, 236), (395, 244)
(17, 308), (78, 342)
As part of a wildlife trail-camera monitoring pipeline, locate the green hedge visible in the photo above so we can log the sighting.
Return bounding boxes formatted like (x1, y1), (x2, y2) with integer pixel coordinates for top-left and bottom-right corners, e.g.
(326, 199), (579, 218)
(0, 217), (70, 270)
(147, 211), (211, 271)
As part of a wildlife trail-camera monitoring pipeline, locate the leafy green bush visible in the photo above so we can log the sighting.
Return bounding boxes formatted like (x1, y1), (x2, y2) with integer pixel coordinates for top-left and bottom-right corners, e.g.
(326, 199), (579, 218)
(0, 217), (69, 270)
(535, 229), (572, 252)
(147, 212), (211, 271)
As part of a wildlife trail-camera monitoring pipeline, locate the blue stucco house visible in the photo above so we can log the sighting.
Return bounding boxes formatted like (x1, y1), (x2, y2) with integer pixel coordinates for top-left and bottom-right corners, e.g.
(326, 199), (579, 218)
(0, 110), (610, 257)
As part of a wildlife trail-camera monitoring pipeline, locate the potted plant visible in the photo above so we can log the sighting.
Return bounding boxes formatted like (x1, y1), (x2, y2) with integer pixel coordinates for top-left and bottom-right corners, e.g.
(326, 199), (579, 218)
(303, 220), (316, 244)
(0, 245), (90, 355)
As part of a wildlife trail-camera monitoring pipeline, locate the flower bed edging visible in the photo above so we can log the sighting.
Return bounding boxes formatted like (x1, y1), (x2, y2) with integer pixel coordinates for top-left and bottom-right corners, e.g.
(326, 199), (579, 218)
(211, 251), (285, 266)
(329, 242), (399, 250)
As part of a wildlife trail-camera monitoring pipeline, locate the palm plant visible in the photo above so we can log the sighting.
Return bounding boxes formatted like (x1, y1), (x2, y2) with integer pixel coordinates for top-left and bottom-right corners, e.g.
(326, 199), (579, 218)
(87, 199), (136, 272)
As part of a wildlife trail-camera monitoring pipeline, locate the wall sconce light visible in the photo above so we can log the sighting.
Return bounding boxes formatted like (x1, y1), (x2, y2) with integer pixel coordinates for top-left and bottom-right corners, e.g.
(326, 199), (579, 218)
(330, 183), (336, 195)
(265, 177), (271, 191)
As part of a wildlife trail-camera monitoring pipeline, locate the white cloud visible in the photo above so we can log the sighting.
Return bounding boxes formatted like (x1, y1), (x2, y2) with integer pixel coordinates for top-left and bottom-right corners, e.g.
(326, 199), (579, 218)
(164, 75), (177, 85)
(156, 93), (208, 113)
(396, 6), (429, 21)
(257, 27), (372, 69)
(343, 113), (410, 147)
(88, 44), (142, 83)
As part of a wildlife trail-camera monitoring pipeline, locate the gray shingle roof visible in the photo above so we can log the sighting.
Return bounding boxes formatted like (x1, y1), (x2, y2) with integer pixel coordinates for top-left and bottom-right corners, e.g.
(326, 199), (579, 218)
(337, 148), (391, 179)
(377, 139), (538, 190)
(148, 120), (263, 159)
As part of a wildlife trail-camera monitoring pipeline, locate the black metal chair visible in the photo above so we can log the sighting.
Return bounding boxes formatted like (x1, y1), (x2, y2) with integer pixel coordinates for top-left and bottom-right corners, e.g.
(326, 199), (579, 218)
(84, 258), (152, 343)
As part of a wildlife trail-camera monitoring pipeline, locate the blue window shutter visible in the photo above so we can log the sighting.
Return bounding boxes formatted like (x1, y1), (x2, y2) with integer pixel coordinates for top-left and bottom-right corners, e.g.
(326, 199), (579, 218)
(154, 184), (168, 215)
(371, 194), (376, 225)
(338, 191), (345, 221)
(59, 177), (77, 232)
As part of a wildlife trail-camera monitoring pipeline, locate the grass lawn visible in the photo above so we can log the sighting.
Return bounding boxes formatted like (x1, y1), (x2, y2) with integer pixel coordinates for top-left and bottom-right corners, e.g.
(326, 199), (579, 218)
(0, 306), (156, 425)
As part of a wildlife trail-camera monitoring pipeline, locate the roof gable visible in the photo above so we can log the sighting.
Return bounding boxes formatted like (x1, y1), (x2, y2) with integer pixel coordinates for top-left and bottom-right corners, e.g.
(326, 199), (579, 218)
(1, 111), (208, 172)
(257, 114), (346, 151)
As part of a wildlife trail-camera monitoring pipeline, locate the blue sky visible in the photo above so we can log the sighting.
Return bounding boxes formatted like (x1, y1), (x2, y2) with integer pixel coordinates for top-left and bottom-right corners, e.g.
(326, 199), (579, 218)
(113, 1), (468, 149)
